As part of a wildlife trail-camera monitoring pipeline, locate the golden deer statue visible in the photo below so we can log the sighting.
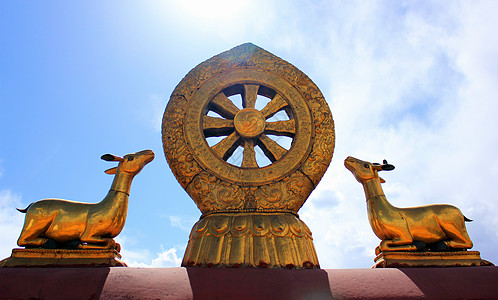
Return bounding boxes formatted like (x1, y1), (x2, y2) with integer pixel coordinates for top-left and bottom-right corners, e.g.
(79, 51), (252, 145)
(16, 150), (155, 250)
(344, 156), (473, 254)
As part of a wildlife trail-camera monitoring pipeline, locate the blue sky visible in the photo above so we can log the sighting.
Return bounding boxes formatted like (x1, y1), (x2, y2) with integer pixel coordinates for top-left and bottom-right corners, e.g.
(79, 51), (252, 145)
(1, 1), (498, 268)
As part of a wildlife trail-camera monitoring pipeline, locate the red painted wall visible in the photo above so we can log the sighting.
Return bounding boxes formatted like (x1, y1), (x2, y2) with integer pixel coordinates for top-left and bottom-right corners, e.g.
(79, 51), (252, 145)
(1, 267), (497, 299)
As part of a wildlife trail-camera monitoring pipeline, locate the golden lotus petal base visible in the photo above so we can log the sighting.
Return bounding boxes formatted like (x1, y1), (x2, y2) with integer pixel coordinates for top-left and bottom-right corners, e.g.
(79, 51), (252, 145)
(182, 212), (319, 269)
(0, 248), (126, 267)
(373, 251), (494, 268)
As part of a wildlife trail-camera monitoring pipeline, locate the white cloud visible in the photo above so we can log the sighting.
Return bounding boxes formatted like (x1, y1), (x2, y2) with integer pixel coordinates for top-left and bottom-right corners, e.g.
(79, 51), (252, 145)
(116, 235), (184, 267)
(135, 1), (498, 268)
(0, 190), (24, 260)
(3, 1), (497, 270)
(148, 247), (183, 267)
(284, 1), (498, 267)
(141, 93), (168, 132)
(167, 215), (197, 232)
(0, 159), (4, 179)
(122, 247), (183, 268)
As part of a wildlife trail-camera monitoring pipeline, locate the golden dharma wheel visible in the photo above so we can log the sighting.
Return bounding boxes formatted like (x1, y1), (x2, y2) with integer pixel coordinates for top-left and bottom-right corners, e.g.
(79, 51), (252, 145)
(162, 43), (335, 268)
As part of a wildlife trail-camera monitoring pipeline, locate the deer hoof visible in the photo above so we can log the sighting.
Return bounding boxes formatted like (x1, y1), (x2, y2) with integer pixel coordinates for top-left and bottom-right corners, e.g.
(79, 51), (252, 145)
(42, 239), (58, 249)
(432, 241), (450, 251)
(413, 241), (427, 251)
(64, 240), (82, 249)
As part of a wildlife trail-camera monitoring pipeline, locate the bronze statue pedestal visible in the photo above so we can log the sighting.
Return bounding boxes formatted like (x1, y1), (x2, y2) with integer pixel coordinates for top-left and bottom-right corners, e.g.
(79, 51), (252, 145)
(0, 248), (126, 267)
(373, 251), (494, 268)
(182, 212), (319, 269)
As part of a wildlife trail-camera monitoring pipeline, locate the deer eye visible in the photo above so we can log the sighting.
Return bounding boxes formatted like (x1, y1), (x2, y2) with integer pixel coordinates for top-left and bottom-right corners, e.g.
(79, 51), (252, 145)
(127, 156), (134, 161)
(363, 164), (369, 168)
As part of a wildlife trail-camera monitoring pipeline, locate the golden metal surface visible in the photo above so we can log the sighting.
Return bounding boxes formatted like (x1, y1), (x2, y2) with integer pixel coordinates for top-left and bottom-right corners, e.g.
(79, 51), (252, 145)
(183, 212), (319, 269)
(162, 43), (334, 210)
(345, 156), (474, 254)
(16, 150), (154, 251)
(373, 251), (494, 268)
(182, 68), (314, 186)
(234, 108), (266, 138)
(162, 43), (335, 268)
(0, 248), (125, 267)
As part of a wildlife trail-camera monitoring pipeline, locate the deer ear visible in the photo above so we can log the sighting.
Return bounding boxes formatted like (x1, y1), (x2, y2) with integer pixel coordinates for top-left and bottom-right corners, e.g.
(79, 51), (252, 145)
(372, 164), (382, 171)
(101, 154), (123, 162)
(381, 164), (395, 171)
(101, 154), (116, 161)
(105, 167), (118, 175)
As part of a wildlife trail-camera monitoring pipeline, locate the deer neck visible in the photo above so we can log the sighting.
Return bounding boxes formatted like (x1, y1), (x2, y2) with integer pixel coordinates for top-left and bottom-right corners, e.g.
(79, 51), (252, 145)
(361, 177), (394, 211)
(360, 176), (394, 240)
(110, 170), (135, 196)
(362, 177), (385, 200)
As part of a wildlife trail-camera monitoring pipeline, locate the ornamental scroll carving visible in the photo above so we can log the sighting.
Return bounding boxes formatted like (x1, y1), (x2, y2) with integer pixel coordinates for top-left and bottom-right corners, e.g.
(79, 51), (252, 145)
(162, 43), (335, 268)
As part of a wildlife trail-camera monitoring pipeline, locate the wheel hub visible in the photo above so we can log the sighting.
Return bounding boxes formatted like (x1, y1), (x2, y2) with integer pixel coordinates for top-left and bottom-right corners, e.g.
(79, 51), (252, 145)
(234, 108), (266, 138)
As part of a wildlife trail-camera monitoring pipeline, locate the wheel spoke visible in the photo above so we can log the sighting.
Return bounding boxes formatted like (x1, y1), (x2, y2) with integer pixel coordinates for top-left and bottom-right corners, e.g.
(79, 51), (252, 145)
(203, 116), (234, 137)
(258, 134), (287, 162)
(265, 119), (296, 137)
(241, 139), (258, 168)
(211, 132), (240, 161)
(243, 84), (259, 109)
(210, 93), (240, 119)
(260, 94), (288, 118)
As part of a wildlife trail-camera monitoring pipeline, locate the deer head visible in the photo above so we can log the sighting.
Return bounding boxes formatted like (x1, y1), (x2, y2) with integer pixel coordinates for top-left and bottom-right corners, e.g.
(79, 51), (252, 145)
(101, 150), (155, 175)
(344, 156), (394, 183)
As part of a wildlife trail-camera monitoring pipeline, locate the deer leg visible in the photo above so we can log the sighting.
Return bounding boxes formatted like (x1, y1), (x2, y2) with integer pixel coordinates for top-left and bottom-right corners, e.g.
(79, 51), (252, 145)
(440, 219), (473, 249)
(379, 238), (418, 252)
(79, 236), (116, 249)
(17, 236), (49, 248)
(17, 219), (50, 248)
(376, 242), (421, 255)
(445, 239), (472, 249)
(78, 218), (117, 249)
(379, 222), (417, 252)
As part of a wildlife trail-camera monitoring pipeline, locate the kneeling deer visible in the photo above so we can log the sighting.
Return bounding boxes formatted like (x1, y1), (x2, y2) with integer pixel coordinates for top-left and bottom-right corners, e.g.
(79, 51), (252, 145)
(344, 156), (473, 253)
(17, 150), (154, 250)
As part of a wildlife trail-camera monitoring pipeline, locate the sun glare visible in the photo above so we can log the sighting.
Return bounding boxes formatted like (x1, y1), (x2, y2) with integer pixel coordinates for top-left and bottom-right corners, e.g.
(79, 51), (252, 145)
(175, 0), (249, 21)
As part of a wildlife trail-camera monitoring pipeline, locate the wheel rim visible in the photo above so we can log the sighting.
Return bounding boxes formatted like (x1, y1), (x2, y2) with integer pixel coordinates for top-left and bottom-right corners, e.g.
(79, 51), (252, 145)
(184, 69), (313, 185)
